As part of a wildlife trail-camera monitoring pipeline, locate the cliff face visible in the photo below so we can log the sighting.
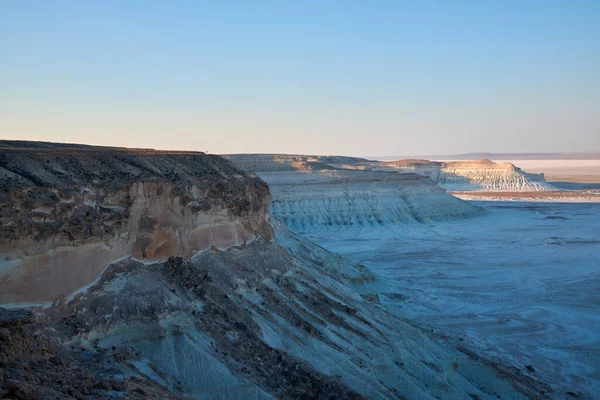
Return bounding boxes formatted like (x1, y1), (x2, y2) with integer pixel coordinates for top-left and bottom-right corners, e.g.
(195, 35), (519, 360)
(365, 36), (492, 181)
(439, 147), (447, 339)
(0, 142), (272, 304)
(225, 155), (480, 232)
(225, 154), (554, 193)
(380, 159), (554, 191)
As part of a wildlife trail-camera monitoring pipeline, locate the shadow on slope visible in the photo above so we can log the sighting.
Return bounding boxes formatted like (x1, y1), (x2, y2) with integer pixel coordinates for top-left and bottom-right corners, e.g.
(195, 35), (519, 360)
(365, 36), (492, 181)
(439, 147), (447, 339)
(2, 225), (554, 399)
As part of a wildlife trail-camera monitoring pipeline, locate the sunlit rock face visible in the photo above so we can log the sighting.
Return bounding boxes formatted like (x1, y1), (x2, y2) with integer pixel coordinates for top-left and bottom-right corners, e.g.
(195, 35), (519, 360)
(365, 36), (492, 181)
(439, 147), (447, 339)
(225, 154), (480, 232)
(378, 159), (555, 191)
(0, 142), (272, 304)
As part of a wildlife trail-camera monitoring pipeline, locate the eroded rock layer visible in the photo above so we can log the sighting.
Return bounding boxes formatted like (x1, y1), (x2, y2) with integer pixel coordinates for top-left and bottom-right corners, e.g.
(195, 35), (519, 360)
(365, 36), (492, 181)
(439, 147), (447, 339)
(225, 155), (480, 232)
(226, 154), (554, 193)
(378, 159), (554, 191)
(0, 142), (272, 304)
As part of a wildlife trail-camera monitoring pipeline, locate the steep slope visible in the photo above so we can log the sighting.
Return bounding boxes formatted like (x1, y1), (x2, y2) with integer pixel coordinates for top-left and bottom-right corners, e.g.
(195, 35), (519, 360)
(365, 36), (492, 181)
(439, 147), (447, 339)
(1, 227), (544, 400)
(225, 155), (480, 232)
(0, 142), (548, 399)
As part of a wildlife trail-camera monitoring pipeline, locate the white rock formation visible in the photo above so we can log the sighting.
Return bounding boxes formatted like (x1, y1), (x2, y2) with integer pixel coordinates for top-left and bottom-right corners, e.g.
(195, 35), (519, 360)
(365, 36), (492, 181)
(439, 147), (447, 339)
(225, 155), (480, 232)
(226, 154), (555, 192)
(379, 159), (555, 191)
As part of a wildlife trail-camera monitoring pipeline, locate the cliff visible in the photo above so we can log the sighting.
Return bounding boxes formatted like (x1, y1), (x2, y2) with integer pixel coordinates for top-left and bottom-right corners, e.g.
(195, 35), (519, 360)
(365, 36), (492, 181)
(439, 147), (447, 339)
(225, 154), (480, 232)
(225, 154), (554, 192)
(0, 141), (272, 304)
(380, 159), (554, 191)
(0, 142), (547, 399)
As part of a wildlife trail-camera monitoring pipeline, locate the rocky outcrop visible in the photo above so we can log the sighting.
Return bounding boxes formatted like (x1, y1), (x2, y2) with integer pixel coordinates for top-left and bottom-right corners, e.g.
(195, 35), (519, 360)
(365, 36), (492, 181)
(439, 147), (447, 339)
(0, 142), (272, 305)
(0, 307), (184, 399)
(379, 159), (554, 191)
(225, 155), (480, 232)
(226, 154), (554, 193)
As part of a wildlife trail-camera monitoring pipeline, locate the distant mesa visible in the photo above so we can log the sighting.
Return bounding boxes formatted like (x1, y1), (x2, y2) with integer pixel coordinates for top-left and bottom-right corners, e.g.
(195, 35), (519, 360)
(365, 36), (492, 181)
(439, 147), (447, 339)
(224, 154), (553, 192)
(224, 154), (483, 232)
(376, 158), (553, 191)
(376, 151), (600, 161)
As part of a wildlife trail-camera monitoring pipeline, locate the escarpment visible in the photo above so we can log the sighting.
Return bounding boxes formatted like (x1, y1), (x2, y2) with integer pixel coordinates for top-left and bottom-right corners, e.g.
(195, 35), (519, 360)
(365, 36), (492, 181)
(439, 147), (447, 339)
(226, 154), (555, 195)
(0, 142), (272, 304)
(379, 159), (554, 191)
(0, 142), (551, 399)
(225, 154), (480, 232)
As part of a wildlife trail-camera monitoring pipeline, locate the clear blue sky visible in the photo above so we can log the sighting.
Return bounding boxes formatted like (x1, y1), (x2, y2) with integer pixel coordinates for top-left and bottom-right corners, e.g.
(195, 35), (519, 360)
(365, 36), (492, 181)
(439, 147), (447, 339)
(1, 1), (599, 156)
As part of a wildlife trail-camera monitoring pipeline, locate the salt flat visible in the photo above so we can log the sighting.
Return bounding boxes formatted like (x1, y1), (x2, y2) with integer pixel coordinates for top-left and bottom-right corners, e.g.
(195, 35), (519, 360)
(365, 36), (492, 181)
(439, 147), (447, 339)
(452, 191), (600, 202)
(307, 201), (600, 398)
(493, 159), (600, 184)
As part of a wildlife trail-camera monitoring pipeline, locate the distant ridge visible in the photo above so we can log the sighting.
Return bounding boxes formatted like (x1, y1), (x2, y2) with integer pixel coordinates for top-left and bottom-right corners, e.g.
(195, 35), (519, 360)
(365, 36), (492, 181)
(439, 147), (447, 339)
(375, 152), (600, 161)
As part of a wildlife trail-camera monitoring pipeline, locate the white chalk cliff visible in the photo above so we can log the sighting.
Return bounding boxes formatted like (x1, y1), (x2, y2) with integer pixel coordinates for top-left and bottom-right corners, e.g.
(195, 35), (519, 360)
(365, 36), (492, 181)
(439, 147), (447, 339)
(226, 154), (555, 192)
(377, 159), (554, 191)
(225, 154), (480, 232)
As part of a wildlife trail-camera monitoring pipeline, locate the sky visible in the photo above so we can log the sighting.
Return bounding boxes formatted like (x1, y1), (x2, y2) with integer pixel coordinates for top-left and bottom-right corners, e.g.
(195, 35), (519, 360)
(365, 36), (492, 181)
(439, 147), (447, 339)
(1, 1), (599, 157)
